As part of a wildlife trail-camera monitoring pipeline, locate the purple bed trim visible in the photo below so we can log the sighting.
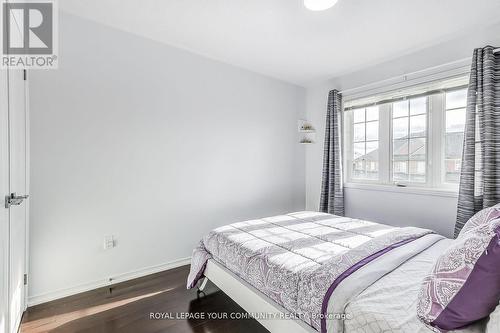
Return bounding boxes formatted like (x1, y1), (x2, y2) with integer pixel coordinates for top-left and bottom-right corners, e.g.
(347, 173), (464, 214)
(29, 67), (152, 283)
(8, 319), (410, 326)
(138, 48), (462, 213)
(320, 236), (423, 333)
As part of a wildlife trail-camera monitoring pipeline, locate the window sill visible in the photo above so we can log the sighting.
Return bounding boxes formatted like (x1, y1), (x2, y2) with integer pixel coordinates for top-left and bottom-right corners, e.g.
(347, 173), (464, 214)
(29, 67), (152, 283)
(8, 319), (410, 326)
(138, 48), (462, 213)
(343, 182), (459, 198)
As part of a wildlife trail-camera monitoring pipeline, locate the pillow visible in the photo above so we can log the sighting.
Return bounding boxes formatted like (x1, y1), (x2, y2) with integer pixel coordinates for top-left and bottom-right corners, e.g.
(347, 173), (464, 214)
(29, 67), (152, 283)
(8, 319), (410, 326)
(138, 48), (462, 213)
(417, 206), (500, 332)
(457, 203), (500, 238)
(486, 302), (500, 333)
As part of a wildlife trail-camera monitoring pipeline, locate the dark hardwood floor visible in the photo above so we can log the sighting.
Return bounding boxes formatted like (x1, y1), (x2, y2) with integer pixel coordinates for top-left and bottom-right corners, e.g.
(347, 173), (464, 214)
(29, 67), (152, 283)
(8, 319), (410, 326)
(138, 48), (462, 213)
(21, 265), (268, 333)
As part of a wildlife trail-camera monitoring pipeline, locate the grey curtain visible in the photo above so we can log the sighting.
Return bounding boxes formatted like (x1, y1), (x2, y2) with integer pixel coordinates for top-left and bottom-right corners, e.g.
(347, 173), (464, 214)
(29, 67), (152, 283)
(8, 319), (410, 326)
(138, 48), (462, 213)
(455, 46), (500, 237)
(320, 90), (344, 216)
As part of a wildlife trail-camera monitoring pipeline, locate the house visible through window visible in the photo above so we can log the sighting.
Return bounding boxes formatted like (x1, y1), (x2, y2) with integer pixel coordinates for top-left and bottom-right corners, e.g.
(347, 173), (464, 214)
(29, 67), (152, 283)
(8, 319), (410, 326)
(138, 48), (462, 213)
(344, 82), (468, 189)
(352, 106), (379, 180)
(444, 90), (467, 183)
(392, 98), (427, 183)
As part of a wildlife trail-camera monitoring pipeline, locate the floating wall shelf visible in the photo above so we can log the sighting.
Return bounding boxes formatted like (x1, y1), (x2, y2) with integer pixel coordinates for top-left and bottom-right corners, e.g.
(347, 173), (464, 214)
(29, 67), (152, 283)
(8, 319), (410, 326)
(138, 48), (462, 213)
(298, 119), (316, 145)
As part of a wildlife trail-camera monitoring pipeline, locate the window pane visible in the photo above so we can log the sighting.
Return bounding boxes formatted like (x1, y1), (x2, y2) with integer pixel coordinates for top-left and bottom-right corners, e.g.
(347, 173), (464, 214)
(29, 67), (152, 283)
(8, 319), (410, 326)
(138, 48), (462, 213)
(393, 101), (409, 118)
(366, 141), (378, 154)
(366, 121), (379, 141)
(409, 160), (426, 183)
(410, 115), (426, 138)
(393, 139), (408, 161)
(445, 133), (464, 183)
(353, 108), (365, 123)
(391, 98), (428, 184)
(393, 138), (409, 182)
(353, 142), (365, 160)
(365, 141), (379, 180)
(446, 89), (467, 109)
(410, 97), (427, 115)
(350, 105), (379, 181)
(446, 108), (466, 133)
(352, 161), (365, 179)
(409, 138), (426, 160)
(352, 142), (366, 179)
(393, 161), (408, 181)
(366, 106), (379, 121)
(444, 159), (462, 183)
(443, 90), (467, 184)
(393, 117), (408, 139)
(353, 123), (365, 142)
(445, 134), (462, 158)
(408, 138), (426, 182)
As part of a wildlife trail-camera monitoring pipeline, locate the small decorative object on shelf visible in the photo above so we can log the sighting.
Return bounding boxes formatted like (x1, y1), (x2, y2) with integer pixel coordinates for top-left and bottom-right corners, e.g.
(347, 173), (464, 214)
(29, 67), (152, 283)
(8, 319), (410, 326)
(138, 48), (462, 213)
(300, 138), (314, 144)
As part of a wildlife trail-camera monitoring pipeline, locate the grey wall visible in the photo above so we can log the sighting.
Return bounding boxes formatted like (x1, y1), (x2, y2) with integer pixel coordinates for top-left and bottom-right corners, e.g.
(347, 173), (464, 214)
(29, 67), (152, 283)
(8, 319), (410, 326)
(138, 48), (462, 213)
(305, 23), (500, 238)
(28, 13), (306, 301)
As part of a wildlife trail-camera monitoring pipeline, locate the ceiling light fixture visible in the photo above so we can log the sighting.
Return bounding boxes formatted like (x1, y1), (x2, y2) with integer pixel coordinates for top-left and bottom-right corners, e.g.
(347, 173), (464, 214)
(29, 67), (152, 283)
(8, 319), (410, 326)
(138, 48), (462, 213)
(304, 0), (338, 11)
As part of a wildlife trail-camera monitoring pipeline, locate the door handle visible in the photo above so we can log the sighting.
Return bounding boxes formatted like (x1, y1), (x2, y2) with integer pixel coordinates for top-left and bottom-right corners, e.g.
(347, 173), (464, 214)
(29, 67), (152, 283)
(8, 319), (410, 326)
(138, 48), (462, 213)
(5, 192), (29, 208)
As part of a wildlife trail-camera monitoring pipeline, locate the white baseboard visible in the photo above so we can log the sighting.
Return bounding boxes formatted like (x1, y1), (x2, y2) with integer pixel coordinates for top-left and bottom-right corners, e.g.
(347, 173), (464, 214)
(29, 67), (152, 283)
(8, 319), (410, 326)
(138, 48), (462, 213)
(28, 257), (191, 307)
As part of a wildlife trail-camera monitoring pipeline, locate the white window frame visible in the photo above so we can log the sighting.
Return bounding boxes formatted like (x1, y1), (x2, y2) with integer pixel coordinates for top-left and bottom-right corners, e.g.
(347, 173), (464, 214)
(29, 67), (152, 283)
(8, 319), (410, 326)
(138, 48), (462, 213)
(343, 80), (468, 193)
(344, 107), (382, 184)
(390, 97), (430, 186)
(441, 91), (468, 187)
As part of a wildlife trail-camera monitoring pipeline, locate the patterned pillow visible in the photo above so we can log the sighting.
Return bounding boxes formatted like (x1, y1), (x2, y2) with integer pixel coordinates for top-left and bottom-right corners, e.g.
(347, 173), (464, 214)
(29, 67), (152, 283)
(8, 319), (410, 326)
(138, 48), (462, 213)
(486, 302), (500, 333)
(457, 203), (500, 238)
(417, 207), (500, 332)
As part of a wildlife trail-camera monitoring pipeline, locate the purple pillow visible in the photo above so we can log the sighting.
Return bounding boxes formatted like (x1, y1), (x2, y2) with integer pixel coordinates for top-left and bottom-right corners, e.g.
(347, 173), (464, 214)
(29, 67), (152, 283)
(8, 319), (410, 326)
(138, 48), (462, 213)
(417, 207), (500, 331)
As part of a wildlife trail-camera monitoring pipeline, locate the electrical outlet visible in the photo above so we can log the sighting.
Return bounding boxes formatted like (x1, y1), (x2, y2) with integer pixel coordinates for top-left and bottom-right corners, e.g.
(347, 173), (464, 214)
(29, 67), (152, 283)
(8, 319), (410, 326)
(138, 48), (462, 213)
(104, 235), (115, 250)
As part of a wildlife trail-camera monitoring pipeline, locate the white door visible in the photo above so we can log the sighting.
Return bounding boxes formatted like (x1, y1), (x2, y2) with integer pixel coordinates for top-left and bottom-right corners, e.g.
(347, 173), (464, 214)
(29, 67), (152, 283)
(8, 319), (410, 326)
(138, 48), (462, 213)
(0, 69), (27, 333)
(0, 67), (11, 333)
(7, 68), (28, 333)
(0, 68), (28, 333)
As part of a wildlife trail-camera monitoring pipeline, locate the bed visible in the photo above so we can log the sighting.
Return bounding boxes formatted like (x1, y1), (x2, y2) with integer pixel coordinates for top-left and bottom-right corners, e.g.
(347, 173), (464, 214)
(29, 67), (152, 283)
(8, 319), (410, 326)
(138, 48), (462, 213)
(187, 211), (486, 333)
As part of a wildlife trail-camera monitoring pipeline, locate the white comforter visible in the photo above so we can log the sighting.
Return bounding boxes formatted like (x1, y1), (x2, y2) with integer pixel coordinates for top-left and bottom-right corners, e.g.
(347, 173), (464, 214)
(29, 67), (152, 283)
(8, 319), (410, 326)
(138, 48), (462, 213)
(341, 238), (486, 333)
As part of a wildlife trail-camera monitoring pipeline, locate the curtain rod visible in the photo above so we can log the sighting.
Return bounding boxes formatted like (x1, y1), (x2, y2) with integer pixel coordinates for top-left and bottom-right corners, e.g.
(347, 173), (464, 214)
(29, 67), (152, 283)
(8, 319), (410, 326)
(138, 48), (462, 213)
(343, 84), (469, 111)
(338, 57), (471, 95)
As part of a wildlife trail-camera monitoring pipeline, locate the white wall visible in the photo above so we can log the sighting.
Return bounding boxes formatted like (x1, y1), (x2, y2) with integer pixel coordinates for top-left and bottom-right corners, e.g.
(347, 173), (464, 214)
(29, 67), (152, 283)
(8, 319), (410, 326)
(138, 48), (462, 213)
(28, 9), (500, 304)
(305, 24), (500, 238)
(28, 13), (306, 302)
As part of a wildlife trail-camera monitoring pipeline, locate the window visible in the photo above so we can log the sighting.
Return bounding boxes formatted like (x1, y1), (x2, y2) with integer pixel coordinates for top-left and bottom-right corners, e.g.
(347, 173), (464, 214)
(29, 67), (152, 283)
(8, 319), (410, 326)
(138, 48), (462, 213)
(344, 84), (468, 189)
(444, 90), (467, 183)
(392, 98), (427, 183)
(351, 107), (379, 180)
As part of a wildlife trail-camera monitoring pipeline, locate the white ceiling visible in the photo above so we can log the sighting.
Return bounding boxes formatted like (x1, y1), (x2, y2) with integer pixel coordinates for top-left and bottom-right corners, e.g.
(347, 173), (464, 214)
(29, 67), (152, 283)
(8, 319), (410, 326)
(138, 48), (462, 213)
(60, 0), (500, 86)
